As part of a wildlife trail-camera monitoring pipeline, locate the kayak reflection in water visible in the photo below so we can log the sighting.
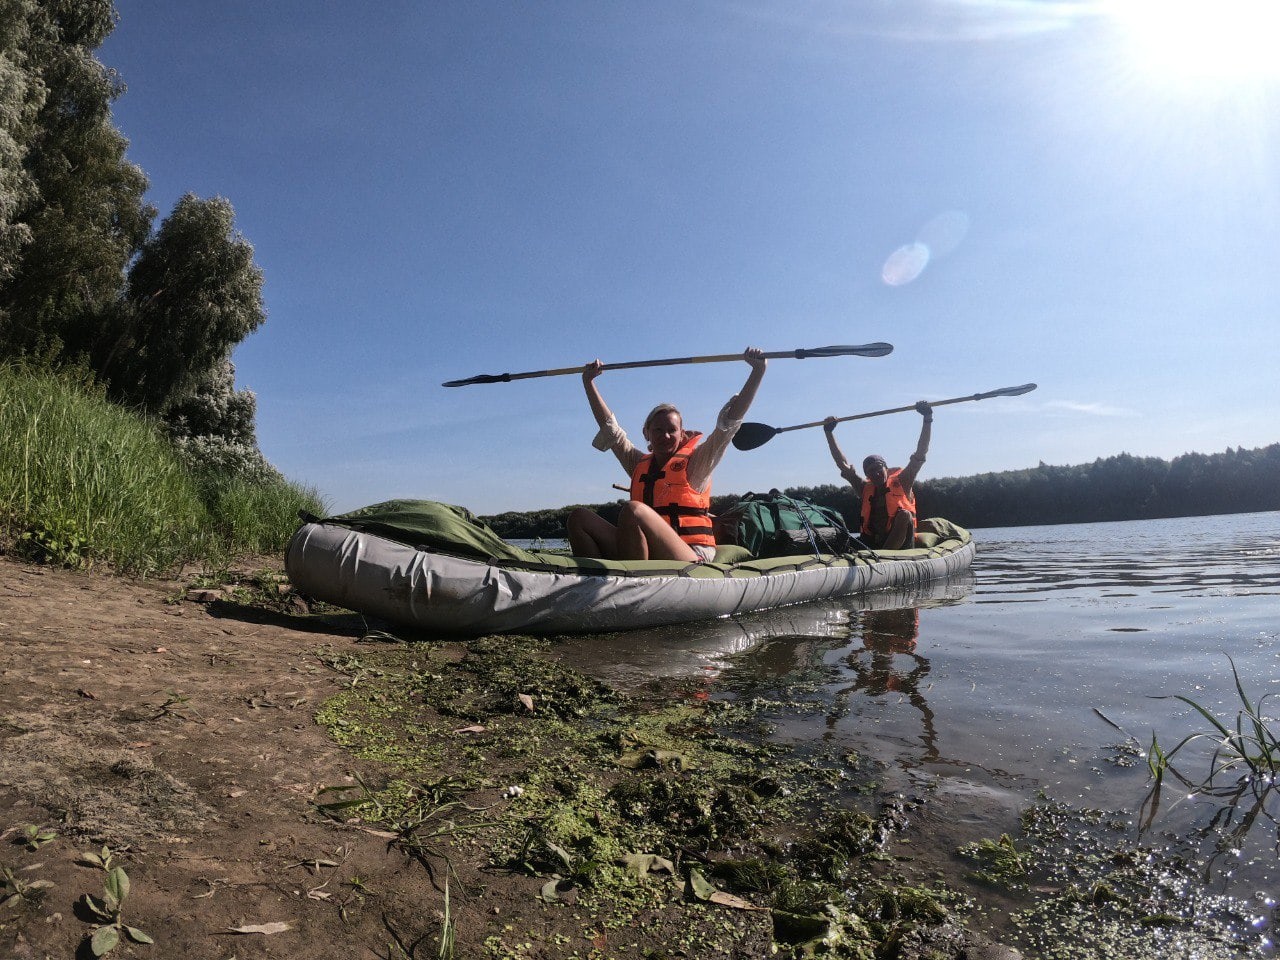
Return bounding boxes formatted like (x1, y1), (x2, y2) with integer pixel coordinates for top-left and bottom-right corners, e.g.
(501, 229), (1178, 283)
(833, 606), (939, 761)
(566, 347), (767, 562)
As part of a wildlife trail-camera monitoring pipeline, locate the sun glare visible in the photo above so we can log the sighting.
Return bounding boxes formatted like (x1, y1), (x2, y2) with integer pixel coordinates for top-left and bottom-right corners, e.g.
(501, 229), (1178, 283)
(1107, 0), (1280, 84)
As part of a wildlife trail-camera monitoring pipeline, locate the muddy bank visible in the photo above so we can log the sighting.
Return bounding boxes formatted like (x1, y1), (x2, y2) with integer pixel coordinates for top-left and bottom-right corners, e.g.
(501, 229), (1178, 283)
(0, 557), (1025, 959)
(1, 556), (1254, 959)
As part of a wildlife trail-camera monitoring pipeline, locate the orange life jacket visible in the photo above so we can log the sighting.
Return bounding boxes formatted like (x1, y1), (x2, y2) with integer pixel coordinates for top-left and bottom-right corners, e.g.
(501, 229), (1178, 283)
(629, 433), (715, 547)
(859, 468), (916, 540)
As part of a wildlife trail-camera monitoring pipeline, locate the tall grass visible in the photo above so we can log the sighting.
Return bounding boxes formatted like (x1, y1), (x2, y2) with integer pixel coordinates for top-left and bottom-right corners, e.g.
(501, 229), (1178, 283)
(0, 363), (324, 574)
(197, 471), (326, 558)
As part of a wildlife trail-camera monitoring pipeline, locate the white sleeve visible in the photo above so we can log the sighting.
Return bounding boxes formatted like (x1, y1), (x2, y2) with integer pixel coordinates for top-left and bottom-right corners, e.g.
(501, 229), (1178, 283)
(685, 398), (744, 492)
(591, 415), (626, 452)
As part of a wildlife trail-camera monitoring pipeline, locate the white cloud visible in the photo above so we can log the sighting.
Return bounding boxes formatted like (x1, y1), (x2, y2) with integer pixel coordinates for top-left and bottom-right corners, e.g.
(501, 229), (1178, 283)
(722, 0), (1097, 43)
(1045, 400), (1140, 417)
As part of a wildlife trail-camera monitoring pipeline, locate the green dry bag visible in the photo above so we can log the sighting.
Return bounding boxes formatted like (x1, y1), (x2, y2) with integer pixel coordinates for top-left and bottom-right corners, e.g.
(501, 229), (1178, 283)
(713, 490), (854, 558)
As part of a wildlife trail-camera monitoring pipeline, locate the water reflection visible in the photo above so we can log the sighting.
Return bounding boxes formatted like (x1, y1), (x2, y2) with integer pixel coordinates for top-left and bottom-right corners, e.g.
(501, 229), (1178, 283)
(551, 573), (973, 693)
(832, 605), (938, 760)
(550, 513), (1280, 953)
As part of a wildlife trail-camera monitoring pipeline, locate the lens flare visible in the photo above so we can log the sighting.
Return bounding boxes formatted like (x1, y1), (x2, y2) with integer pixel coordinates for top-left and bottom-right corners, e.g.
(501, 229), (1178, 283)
(881, 242), (930, 286)
(917, 210), (970, 257)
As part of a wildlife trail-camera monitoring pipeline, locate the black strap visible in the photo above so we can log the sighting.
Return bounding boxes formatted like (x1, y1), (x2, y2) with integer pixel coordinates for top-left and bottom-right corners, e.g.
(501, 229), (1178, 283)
(636, 461), (664, 507)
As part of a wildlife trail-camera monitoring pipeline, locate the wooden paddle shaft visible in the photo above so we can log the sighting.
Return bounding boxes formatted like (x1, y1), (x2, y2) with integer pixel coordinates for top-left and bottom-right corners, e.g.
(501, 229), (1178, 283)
(779, 384), (1038, 434)
(442, 343), (894, 387)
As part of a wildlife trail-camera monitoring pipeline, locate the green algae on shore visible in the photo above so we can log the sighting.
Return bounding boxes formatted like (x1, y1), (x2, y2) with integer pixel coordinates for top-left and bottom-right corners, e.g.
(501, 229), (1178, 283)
(312, 633), (998, 959)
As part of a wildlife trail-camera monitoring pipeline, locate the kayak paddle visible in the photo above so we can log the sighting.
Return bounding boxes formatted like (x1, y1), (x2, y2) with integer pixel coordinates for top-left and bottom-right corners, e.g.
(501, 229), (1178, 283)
(733, 383), (1038, 451)
(442, 343), (894, 387)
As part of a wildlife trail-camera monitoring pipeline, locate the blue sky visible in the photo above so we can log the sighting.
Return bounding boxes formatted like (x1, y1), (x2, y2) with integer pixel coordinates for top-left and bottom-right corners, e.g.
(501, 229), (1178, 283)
(101, 1), (1280, 515)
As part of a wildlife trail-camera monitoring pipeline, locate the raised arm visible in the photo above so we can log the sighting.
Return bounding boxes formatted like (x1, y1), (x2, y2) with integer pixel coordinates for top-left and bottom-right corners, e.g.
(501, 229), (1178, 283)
(897, 401), (933, 492)
(723, 347), (767, 422)
(581, 359), (613, 429)
(823, 417), (862, 489)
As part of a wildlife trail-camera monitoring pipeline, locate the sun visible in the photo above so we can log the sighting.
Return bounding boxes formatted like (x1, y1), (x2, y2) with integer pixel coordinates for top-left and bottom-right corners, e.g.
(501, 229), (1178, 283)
(1106, 0), (1280, 85)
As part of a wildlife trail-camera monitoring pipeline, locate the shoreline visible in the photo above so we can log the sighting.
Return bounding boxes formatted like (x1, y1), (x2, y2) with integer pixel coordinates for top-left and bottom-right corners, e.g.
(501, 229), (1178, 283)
(3, 554), (1257, 959)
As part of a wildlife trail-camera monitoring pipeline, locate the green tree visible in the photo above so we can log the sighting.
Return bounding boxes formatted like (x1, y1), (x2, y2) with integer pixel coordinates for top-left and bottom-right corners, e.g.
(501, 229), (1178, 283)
(0, 0), (153, 360)
(0, 0), (42, 295)
(102, 193), (265, 414)
(0, 3), (277, 483)
(163, 356), (278, 480)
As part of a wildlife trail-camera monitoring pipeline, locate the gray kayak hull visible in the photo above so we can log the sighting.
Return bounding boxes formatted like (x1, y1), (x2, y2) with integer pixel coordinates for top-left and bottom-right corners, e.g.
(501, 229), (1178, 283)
(285, 520), (976, 635)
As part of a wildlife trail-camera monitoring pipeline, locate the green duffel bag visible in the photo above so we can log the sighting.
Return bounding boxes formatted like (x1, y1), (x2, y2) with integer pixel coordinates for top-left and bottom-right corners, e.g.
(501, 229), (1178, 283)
(713, 490), (854, 559)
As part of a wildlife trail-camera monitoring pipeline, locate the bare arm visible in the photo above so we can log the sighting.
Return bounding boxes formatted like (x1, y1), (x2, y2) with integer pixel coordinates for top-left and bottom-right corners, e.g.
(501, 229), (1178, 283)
(897, 402), (933, 492)
(723, 347), (767, 422)
(824, 417), (863, 491)
(582, 360), (644, 473)
(581, 359), (612, 429)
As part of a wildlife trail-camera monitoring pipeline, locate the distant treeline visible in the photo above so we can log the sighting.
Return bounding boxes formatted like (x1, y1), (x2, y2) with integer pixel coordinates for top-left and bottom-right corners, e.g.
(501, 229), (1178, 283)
(482, 443), (1280, 538)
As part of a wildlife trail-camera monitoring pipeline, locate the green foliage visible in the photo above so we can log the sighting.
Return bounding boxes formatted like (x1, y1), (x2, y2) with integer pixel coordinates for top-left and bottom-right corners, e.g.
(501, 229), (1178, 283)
(77, 845), (117, 871)
(1, 862), (55, 909)
(0, 0), (40, 295)
(14, 513), (90, 567)
(164, 357), (288, 497)
(79, 865), (153, 956)
(106, 194), (264, 412)
(18, 823), (57, 851)
(910, 445), (1280, 528)
(1149, 655), (1280, 783)
(197, 469), (325, 557)
(163, 356), (260, 453)
(0, 362), (207, 572)
(0, 5), (278, 496)
(0, 0), (153, 361)
(958, 833), (1028, 888)
(0, 364), (324, 572)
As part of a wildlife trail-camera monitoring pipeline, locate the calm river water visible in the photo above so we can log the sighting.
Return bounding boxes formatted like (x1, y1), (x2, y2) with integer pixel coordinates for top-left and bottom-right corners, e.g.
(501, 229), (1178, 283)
(550, 510), (1280, 955)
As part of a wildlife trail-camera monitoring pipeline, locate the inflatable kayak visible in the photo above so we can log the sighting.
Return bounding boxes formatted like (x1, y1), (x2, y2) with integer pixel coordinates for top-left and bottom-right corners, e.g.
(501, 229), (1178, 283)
(285, 500), (976, 636)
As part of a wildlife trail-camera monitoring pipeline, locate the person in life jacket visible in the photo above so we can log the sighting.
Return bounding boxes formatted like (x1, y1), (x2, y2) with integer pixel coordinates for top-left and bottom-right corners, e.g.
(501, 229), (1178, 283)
(566, 347), (767, 562)
(823, 401), (933, 549)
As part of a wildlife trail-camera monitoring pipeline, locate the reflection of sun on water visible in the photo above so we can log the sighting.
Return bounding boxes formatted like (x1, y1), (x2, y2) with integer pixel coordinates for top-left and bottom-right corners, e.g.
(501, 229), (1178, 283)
(1106, 0), (1280, 84)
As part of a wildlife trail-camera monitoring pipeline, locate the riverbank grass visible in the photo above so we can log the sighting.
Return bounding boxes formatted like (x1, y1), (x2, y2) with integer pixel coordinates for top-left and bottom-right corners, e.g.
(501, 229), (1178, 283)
(0, 363), (323, 573)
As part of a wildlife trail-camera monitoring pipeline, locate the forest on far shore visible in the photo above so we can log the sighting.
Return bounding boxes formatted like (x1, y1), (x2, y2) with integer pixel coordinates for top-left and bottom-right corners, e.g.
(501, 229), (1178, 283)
(482, 442), (1280, 538)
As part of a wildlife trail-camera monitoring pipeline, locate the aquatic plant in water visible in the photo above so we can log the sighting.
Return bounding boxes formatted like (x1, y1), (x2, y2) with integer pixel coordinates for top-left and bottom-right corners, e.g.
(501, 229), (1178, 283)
(960, 795), (1261, 959)
(1140, 655), (1280, 839)
(1153, 656), (1280, 779)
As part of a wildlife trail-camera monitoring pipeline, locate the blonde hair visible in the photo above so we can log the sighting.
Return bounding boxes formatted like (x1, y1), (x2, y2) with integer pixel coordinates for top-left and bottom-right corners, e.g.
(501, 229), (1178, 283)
(642, 403), (686, 450)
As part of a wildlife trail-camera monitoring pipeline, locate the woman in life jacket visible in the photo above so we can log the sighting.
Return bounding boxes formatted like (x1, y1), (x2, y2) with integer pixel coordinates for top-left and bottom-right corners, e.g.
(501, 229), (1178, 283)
(823, 401), (933, 550)
(566, 347), (767, 562)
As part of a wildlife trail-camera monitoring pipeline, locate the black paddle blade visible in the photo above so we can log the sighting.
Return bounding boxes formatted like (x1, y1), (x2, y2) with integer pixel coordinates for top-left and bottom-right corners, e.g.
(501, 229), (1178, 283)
(441, 373), (514, 387)
(733, 422), (781, 451)
(801, 342), (893, 359)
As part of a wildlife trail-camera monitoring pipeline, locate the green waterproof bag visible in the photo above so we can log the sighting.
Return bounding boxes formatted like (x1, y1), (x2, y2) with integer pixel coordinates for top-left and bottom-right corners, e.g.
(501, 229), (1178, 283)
(713, 490), (854, 559)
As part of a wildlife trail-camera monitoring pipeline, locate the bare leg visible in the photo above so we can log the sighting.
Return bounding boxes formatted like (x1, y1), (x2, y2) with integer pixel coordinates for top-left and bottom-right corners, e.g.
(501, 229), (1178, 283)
(615, 502), (699, 562)
(566, 508), (619, 558)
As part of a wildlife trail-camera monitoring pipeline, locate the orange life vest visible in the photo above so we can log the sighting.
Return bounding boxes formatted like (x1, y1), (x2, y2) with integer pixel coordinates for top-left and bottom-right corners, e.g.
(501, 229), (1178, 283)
(859, 468), (916, 540)
(629, 433), (715, 547)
